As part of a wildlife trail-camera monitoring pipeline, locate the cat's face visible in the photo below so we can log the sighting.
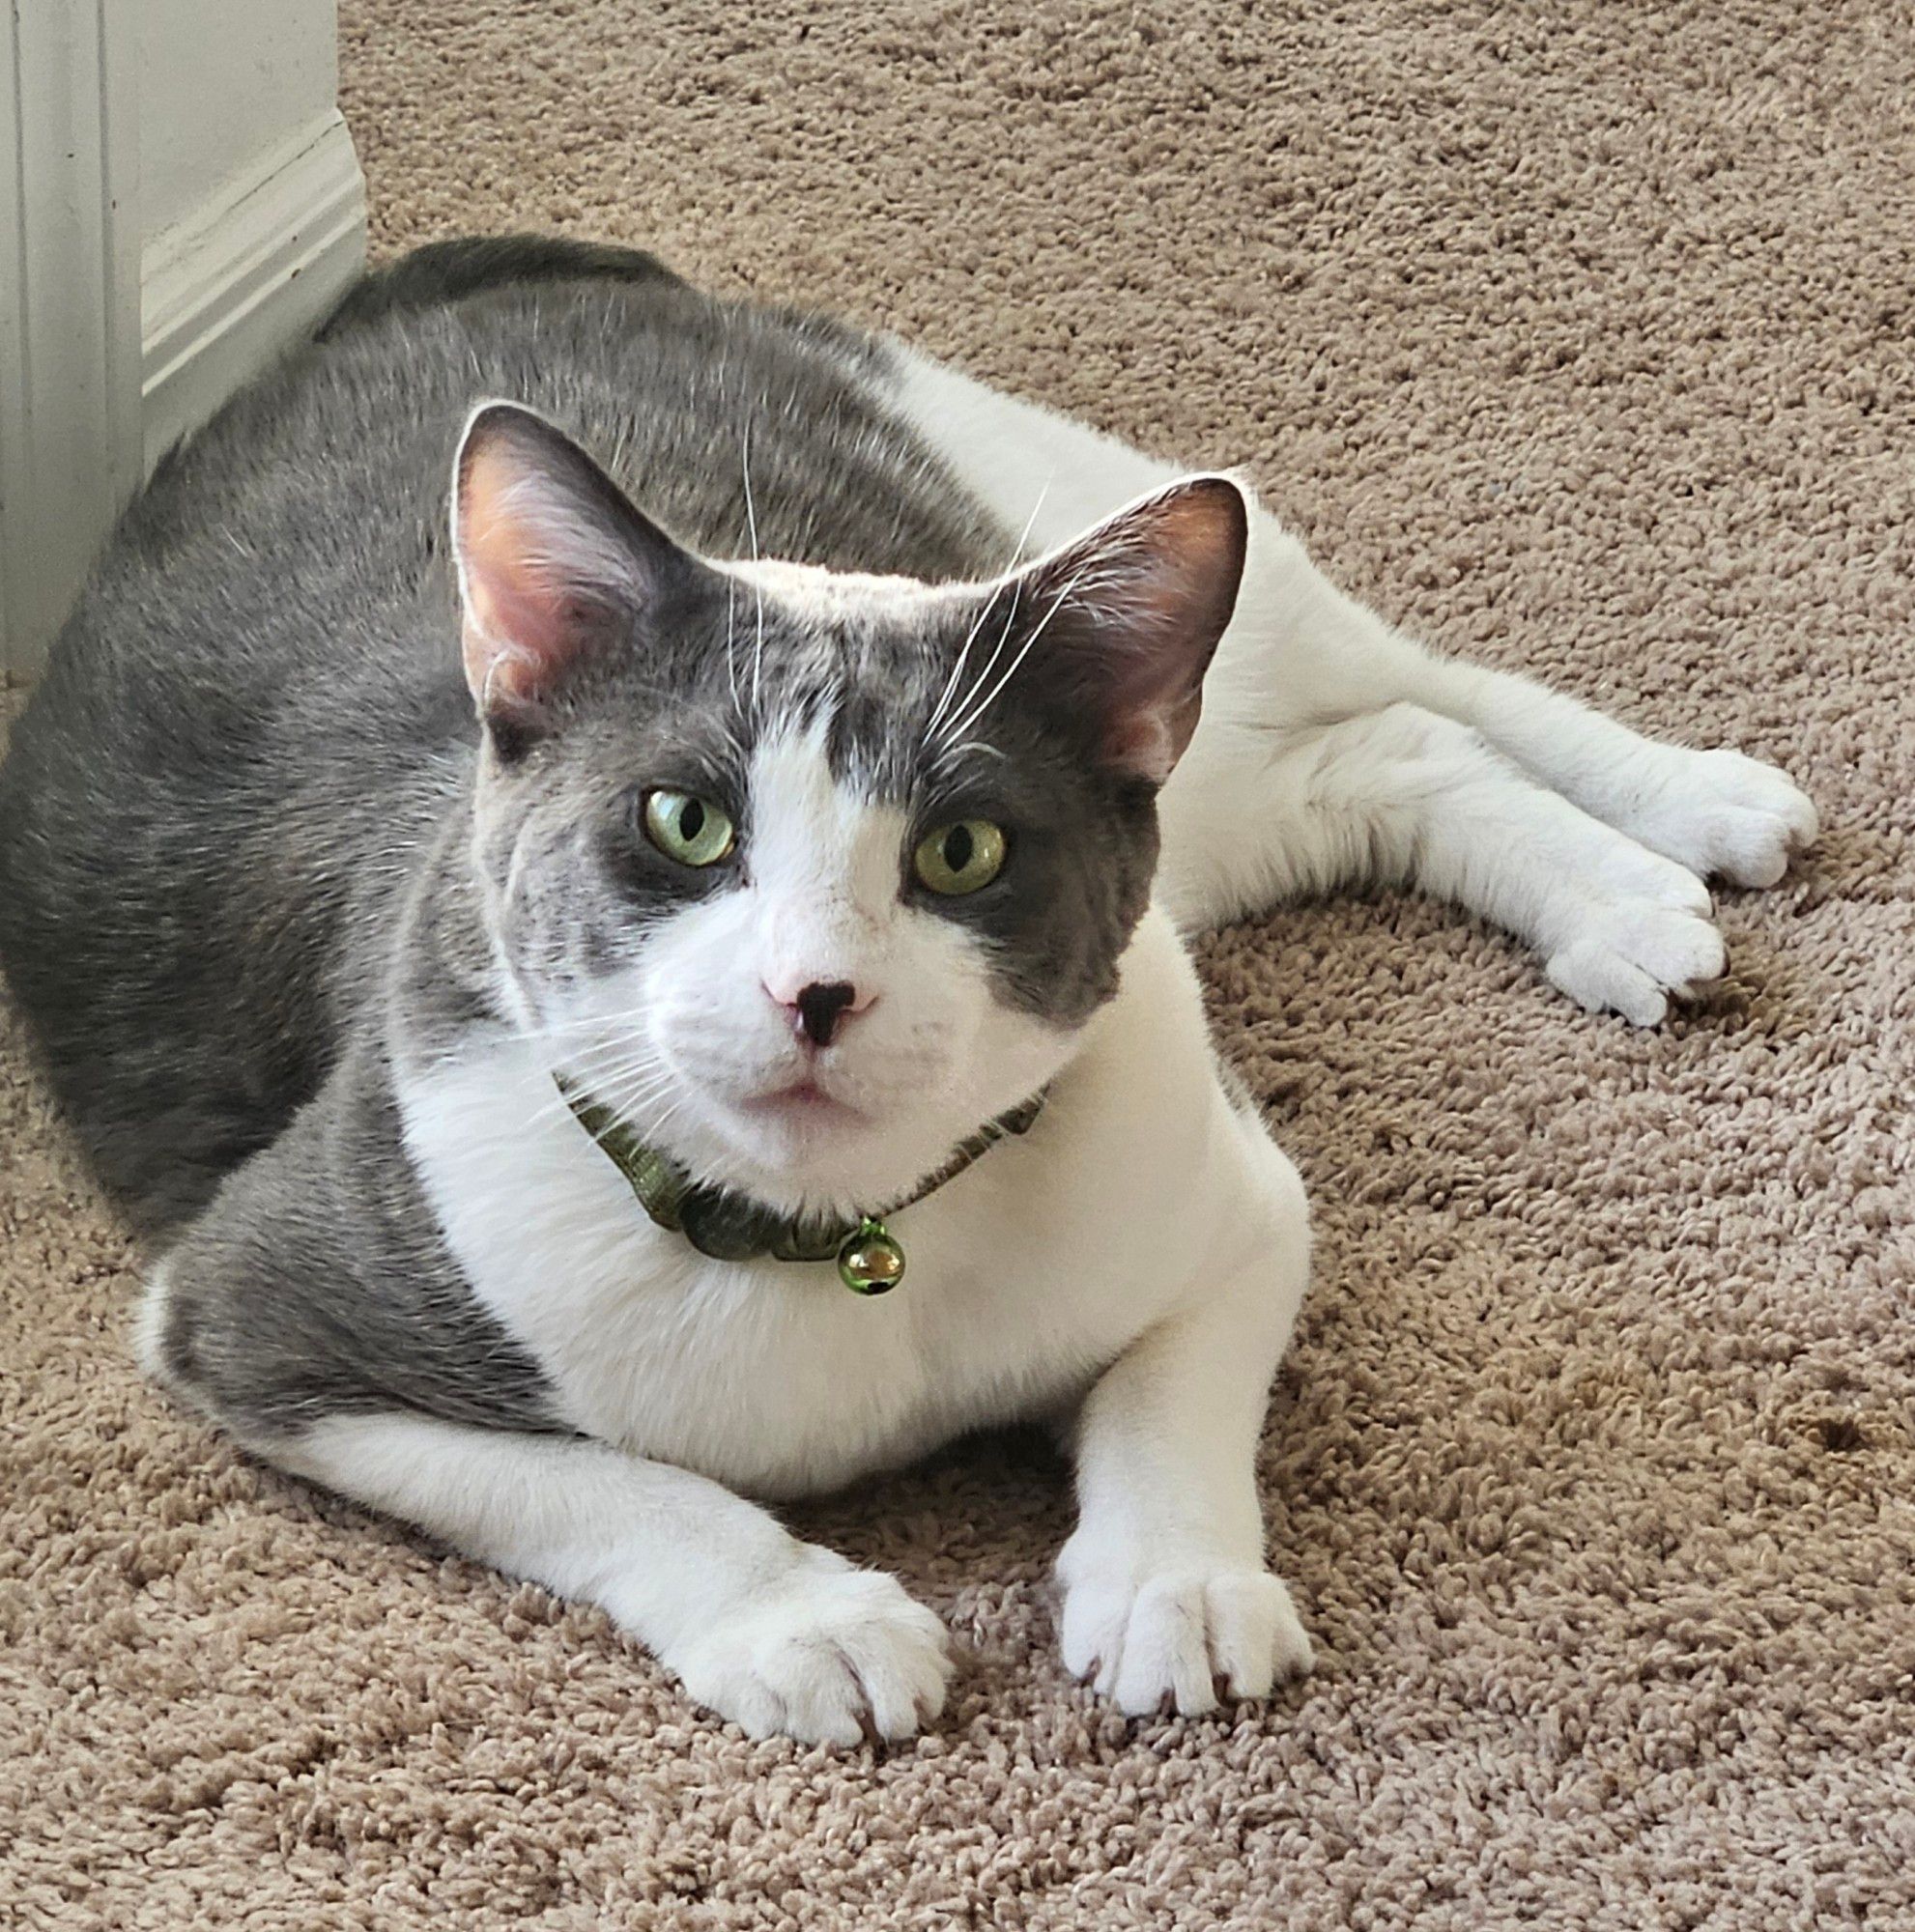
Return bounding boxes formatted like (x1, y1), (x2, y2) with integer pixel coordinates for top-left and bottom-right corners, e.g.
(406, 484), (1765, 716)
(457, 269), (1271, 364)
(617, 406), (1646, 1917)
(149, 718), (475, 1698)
(452, 404), (1244, 1214)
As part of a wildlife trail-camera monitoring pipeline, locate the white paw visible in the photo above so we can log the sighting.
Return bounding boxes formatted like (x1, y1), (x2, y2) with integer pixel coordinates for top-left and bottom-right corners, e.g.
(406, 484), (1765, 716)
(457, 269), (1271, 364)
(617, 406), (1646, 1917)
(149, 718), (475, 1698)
(1544, 894), (1729, 1027)
(1058, 1549), (1314, 1717)
(1625, 747), (1818, 889)
(1523, 818), (1724, 1026)
(669, 1550), (954, 1746)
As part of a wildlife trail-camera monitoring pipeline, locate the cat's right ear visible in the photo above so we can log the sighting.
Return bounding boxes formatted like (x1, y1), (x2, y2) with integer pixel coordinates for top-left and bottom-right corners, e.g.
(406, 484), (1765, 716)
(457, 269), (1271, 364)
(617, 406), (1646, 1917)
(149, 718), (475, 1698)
(451, 401), (689, 749)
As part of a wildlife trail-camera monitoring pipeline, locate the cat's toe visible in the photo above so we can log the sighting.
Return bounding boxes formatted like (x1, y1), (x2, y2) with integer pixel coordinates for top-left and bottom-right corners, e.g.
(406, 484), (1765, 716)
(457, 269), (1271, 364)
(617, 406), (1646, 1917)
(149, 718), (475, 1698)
(1547, 941), (1672, 1028)
(672, 1560), (953, 1746)
(1546, 862), (1739, 1036)
(1546, 903), (1729, 1027)
(1203, 1568), (1314, 1700)
(1062, 1560), (1312, 1717)
(1635, 748), (1818, 888)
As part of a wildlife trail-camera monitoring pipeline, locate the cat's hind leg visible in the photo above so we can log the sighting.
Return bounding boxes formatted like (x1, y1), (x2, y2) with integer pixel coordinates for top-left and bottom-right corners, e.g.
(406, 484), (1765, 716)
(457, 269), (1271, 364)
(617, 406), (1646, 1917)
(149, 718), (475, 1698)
(1184, 528), (1819, 893)
(1159, 528), (1817, 964)
(1159, 700), (1728, 1026)
(1404, 651), (1820, 890)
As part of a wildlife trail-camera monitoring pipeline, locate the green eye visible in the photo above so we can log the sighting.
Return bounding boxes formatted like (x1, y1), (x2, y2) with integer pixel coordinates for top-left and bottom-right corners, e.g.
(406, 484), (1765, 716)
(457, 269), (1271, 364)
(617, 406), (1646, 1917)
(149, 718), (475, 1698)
(913, 818), (1007, 895)
(643, 789), (735, 867)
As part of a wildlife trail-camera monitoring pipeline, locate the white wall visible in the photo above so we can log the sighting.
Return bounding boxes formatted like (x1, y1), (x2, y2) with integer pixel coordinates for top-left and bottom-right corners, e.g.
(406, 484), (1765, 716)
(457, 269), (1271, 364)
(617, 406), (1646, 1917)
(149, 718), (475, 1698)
(139, 0), (341, 247)
(0, 0), (364, 684)
(0, 1), (142, 687)
(136, 0), (366, 476)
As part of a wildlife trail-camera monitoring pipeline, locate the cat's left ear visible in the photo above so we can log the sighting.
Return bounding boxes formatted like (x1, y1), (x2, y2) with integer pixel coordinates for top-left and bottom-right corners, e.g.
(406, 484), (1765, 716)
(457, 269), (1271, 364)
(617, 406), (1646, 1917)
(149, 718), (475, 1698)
(987, 474), (1249, 784)
(450, 400), (692, 742)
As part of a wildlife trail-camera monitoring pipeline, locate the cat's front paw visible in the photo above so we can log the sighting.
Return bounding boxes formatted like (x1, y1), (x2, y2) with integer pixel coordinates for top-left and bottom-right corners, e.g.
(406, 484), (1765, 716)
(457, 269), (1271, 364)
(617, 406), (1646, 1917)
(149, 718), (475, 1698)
(1625, 747), (1818, 889)
(669, 1550), (954, 1746)
(1058, 1547), (1314, 1717)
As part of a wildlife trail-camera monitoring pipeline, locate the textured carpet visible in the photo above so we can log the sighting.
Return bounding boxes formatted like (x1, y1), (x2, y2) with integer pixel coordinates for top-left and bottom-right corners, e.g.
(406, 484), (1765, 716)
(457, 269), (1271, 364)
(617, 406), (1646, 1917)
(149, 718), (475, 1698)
(5, 2), (1913, 1925)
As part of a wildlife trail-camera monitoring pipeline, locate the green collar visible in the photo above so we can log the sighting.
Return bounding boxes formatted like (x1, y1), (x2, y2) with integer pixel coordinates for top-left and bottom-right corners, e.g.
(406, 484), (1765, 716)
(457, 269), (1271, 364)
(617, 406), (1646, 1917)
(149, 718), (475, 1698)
(554, 1073), (1045, 1294)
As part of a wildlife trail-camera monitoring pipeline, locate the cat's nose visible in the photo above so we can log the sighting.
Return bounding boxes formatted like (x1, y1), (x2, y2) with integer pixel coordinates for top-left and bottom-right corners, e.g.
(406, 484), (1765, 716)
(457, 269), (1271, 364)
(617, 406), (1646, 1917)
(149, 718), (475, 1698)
(780, 980), (867, 1049)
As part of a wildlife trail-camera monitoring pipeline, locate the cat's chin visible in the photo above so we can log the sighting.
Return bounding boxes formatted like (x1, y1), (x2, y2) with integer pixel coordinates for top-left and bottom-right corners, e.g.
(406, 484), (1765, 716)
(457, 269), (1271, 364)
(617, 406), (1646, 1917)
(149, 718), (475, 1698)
(649, 1016), (1081, 1218)
(667, 1082), (999, 1220)
(694, 1110), (919, 1217)
(736, 1080), (870, 1131)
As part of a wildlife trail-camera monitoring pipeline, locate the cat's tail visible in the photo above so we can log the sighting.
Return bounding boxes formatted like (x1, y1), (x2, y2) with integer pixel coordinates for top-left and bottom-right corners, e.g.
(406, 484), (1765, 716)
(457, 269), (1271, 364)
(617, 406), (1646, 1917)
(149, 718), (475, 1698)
(318, 234), (683, 338)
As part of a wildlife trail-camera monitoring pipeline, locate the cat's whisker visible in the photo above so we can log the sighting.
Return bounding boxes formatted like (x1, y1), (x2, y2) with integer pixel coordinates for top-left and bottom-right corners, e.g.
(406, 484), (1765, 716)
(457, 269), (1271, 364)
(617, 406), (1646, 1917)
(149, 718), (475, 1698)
(939, 566), (1088, 750)
(564, 1037), (672, 1079)
(609, 1083), (687, 1137)
(743, 423), (766, 718)
(572, 1071), (690, 1150)
(500, 1004), (656, 1048)
(929, 586), (1021, 754)
(546, 1059), (673, 1106)
(540, 1033), (672, 1082)
(921, 589), (1002, 749)
(528, 1062), (677, 1133)
(920, 479), (1059, 750)
(509, 985), (668, 1037)
(723, 572), (741, 710)
(1007, 473), (1054, 568)
(921, 478), (1050, 748)
(530, 1003), (659, 1043)
(512, 1042), (676, 1122)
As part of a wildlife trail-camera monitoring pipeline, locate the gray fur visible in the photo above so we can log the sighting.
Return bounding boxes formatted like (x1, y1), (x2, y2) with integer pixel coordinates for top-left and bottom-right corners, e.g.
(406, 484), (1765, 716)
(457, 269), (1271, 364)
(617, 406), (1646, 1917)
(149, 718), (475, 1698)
(150, 1030), (561, 1439)
(0, 236), (1205, 1440)
(317, 233), (683, 339)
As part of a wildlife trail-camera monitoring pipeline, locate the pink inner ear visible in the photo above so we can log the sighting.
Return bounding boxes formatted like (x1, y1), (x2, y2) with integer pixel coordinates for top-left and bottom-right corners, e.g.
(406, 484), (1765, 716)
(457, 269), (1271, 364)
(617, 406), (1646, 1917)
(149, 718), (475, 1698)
(456, 457), (576, 707)
(453, 419), (643, 714)
(1101, 699), (1191, 783)
(1020, 476), (1248, 783)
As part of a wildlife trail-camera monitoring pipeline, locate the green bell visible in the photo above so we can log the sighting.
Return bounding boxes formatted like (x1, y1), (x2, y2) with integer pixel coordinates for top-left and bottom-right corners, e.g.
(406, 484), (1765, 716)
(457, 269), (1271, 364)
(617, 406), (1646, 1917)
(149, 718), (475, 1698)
(838, 1218), (906, 1295)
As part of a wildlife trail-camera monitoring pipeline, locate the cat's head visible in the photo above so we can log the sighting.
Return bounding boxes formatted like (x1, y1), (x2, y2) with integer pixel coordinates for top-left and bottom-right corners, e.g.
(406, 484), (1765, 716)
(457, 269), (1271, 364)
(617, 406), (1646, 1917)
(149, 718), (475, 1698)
(450, 402), (1246, 1217)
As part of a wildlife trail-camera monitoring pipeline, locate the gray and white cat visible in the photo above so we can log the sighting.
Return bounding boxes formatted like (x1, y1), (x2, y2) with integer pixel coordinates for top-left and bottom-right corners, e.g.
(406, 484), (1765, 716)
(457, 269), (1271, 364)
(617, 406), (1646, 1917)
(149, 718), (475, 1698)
(0, 238), (1815, 1744)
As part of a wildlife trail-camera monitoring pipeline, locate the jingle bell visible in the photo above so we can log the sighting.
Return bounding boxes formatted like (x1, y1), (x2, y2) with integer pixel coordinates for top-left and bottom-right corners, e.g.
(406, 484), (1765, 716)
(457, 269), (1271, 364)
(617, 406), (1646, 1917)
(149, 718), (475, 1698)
(837, 1219), (906, 1294)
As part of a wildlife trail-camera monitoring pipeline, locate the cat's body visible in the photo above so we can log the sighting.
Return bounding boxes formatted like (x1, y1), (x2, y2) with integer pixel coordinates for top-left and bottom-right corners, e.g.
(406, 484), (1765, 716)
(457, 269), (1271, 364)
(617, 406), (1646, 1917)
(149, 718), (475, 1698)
(0, 239), (1815, 1743)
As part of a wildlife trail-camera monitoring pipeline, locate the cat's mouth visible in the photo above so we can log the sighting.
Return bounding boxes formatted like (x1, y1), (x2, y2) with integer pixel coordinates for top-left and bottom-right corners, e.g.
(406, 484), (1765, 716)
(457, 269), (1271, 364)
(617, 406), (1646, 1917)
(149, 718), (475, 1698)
(737, 1079), (869, 1128)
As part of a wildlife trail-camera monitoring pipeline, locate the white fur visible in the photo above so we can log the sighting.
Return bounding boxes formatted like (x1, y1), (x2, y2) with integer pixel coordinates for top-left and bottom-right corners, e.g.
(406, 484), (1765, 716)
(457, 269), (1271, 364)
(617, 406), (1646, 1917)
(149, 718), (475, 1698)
(131, 1251), (177, 1384)
(277, 1411), (957, 1746)
(250, 346), (1816, 1746)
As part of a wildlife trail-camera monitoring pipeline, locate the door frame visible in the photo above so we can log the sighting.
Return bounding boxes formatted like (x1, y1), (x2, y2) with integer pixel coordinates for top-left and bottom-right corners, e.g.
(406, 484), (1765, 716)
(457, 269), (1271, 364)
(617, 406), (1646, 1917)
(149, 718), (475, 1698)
(0, 0), (366, 686)
(0, 0), (144, 686)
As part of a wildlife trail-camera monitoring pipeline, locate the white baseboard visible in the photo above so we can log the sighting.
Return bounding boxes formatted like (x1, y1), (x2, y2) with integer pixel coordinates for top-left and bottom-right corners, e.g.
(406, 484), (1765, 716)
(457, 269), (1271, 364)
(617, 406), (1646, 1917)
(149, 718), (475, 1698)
(139, 111), (366, 471)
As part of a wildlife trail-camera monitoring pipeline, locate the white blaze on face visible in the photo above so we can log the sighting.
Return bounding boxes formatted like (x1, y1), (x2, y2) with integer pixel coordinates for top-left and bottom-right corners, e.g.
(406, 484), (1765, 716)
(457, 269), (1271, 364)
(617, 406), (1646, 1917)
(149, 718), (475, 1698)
(741, 719), (906, 1005)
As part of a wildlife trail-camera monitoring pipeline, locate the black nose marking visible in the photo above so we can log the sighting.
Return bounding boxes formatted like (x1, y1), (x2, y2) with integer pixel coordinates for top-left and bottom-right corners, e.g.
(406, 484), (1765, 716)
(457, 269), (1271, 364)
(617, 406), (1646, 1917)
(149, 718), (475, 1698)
(793, 980), (858, 1048)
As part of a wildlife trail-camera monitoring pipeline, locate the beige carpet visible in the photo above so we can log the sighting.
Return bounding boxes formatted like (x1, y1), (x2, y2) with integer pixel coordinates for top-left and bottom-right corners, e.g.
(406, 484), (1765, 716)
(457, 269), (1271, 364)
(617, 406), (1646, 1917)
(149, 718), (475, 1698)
(6, 2), (1913, 1925)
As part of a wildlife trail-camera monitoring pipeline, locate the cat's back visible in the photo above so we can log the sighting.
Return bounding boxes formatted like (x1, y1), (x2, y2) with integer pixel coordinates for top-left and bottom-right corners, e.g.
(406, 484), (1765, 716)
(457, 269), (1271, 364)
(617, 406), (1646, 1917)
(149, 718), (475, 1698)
(0, 239), (1001, 1225)
(22, 243), (993, 736)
